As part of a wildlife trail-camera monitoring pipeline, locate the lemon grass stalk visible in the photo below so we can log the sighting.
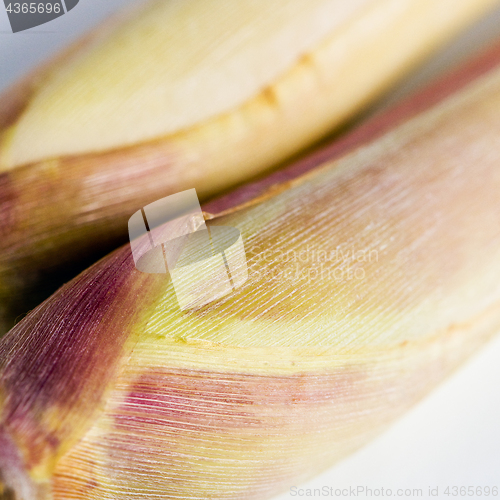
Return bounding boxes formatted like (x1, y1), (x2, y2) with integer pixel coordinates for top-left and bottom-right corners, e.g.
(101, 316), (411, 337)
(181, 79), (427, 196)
(2, 40), (500, 500)
(1, 0), (498, 332)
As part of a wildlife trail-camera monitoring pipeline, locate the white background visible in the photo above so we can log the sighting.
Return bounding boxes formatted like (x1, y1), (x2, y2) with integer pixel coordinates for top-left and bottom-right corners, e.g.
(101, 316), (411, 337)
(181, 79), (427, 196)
(1, 2), (499, 499)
